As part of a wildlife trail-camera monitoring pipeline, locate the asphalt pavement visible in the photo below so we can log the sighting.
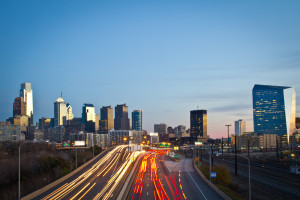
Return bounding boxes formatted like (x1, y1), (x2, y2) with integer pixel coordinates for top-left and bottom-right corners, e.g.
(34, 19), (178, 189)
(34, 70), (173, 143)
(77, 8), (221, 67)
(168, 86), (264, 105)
(130, 151), (222, 200)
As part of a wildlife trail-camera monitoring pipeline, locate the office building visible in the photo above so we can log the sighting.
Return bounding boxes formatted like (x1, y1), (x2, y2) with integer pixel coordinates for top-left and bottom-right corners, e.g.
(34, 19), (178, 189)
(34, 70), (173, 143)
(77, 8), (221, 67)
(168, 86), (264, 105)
(114, 104), (130, 130)
(66, 103), (73, 121)
(235, 119), (246, 136)
(108, 130), (147, 147)
(0, 124), (25, 141)
(190, 110), (207, 142)
(174, 125), (186, 139)
(19, 83), (33, 123)
(154, 123), (168, 142)
(82, 103), (96, 132)
(252, 84), (296, 141)
(13, 97), (26, 116)
(132, 110), (142, 131)
(95, 114), (99, 131)
(54, 97), (67, 127)
(99, 106), (114, 134)
(38, 117), (51, 130)
(296, 117), (300, 129)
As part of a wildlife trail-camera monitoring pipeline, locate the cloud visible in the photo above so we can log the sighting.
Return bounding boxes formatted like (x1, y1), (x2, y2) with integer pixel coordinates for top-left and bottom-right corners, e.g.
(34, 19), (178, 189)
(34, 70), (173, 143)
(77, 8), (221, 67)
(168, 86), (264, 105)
(209, 103), (251, 113)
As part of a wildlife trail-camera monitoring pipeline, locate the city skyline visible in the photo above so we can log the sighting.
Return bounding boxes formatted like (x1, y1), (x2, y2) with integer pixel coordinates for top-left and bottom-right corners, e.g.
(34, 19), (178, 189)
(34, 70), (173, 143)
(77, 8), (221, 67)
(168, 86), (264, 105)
(1, 1), (300, 138)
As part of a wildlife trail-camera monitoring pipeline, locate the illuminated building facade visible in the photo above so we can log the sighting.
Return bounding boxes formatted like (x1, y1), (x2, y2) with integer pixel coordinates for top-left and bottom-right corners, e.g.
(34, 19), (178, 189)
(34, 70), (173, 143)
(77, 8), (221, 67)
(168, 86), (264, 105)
(13, 97), (26, 116)
(235, 119), (246, 136)
(252, 84), (296, 141)
(132, 110), (142, 131)
(19, 83), (33, 123)
(190, 110), (207, 142)
(82, 103), (96, 132)
(54, 97), (67, 127)
(99, 106), (114, 134)
(66, 103), (73, 121)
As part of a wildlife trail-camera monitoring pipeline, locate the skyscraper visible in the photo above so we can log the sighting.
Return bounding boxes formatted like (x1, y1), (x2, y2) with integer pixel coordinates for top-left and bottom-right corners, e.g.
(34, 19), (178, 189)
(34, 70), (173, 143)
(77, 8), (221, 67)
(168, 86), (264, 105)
(235, 119), (246, 136)
(252, 84), (296, 141)
(66, 103), (73, 121)
(99, 106), (114, 134)
(190, 110), (207, 142)
(13, 97), (26, 116)
(54, 97), (67, 127)
(114, 104), (130, 130)
(82, 103), (96, 132)
(19, 83), (33, 123)
(132, 110), (142, 131)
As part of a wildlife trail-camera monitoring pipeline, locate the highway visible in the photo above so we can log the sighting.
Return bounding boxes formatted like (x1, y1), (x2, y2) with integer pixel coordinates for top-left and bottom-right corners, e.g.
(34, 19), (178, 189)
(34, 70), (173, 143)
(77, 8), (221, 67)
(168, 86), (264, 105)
(34, 145), (141, 200)
(129, 150), (221, 200)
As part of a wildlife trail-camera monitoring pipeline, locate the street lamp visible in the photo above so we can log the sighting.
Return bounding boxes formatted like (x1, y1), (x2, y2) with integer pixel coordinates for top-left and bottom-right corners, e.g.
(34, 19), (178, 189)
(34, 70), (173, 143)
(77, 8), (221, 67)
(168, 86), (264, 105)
(225, 125), (231, 152)
(123, 137), (129, 152)
(222, 153), (251, 200)
(19, 141), (31, 200)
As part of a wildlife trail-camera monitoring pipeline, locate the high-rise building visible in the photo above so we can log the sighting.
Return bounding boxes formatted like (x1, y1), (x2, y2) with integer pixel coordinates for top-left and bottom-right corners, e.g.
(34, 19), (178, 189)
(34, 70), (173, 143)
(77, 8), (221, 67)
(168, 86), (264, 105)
(39, 117), (51, 130)
(82, 103), (96, 132)
(235, 119), (246, 136)
(19, 83), (33, 123)
(54, 97), (67, 127)
(190, 110), (207, 142)
(296, 117), (300, 129)
(174, 125), (186, 139)
(66, 103), (73, 121)
(154, 123), (168, 142)
(99, 106), (114, 134)
(252, 84), (296, 141)
(132, 110), (142, 131)
(114, 104), (130, 130)
(13, 97), (26, 116)
(95, 114), (99, 131)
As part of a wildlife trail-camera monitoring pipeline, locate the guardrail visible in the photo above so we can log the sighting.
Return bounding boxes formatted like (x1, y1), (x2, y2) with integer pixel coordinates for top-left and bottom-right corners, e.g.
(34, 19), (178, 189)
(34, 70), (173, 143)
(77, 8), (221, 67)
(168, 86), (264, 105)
(193, 161), (231, 200)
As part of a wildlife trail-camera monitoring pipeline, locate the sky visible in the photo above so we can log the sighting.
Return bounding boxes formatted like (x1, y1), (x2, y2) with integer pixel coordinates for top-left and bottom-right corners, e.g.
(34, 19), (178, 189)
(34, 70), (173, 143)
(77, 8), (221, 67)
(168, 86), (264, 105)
(1, 0), (300, 138)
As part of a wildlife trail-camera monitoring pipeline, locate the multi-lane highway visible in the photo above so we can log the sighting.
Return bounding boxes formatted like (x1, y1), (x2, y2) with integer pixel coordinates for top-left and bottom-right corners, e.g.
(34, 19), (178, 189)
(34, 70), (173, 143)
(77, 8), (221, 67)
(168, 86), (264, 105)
(129, 150), (222, 200)
(34, 145), (141, 200)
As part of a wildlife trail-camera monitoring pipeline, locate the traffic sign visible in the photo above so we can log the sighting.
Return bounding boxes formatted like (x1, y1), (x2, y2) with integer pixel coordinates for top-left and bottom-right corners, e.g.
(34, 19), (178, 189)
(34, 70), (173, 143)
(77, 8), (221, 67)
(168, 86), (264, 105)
(210, 172), (217, 178)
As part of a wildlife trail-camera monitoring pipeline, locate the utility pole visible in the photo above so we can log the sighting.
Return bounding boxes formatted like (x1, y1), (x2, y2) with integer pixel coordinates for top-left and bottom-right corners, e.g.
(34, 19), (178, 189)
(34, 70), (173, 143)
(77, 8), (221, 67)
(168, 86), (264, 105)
(222, 137), (224, 155)
(225, 125), (231, 152)
(211, 140), (214, 165)
(276, 136), (279, 159)
(235, 135), (237, 176)
(210, 146), (212, 181)
(248, 140), (250, 158)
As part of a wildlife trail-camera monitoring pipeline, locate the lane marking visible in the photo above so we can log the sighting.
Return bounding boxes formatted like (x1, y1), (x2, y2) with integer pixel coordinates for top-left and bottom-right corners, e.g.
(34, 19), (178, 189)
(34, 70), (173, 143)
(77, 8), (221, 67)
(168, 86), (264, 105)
(186, 170), (208, 200)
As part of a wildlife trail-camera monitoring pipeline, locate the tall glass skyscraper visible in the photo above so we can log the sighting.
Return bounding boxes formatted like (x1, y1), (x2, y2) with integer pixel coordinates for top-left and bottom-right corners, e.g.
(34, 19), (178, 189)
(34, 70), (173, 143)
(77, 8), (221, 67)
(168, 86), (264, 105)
(190, 110), (207, 142)
(252, 84), (296, 141)
(82, 103), (96, 132)
(132, 110), (142, 131)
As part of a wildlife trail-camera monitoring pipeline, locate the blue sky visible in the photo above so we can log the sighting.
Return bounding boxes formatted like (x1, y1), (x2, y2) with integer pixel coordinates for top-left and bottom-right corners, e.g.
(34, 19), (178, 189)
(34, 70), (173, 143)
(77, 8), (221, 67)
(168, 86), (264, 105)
(1, 0), (300, 138)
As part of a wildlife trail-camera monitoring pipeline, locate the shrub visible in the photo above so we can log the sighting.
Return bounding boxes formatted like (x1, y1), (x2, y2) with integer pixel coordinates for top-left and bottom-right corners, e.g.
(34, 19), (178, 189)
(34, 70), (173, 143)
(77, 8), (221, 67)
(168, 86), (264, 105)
(215, 166), (231, 186)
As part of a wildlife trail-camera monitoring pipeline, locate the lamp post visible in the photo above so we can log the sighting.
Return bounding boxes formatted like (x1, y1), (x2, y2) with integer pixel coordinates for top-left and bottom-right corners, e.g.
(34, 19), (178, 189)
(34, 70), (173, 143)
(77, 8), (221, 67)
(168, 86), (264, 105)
(19, 141), (31, 200)
(123, 137), (128, 152)
(225, 125), (231, 152)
